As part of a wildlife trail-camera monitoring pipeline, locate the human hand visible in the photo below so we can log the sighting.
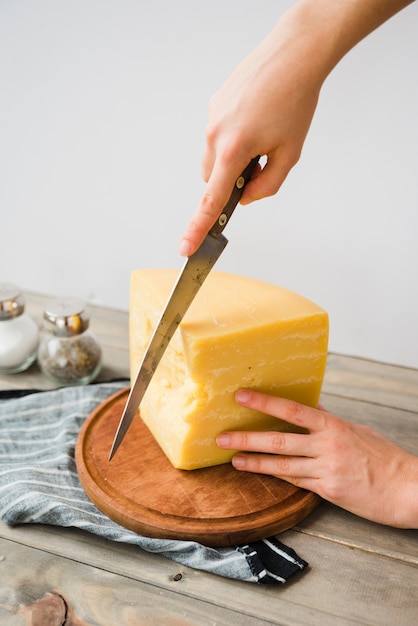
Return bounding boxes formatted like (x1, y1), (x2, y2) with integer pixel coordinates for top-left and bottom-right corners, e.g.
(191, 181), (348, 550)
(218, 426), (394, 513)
(216, 389), (418, 528)
(178, 17), (322, 256)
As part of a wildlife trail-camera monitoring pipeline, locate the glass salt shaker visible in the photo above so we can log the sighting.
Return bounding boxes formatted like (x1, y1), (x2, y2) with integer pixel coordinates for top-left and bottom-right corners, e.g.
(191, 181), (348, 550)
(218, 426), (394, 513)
(0, 284), (40, 374)
(38, 298), (102, 385)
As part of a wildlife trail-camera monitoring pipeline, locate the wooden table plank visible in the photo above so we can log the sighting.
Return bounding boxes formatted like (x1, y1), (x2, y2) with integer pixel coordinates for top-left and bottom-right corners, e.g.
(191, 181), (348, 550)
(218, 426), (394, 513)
(1, 519), (416, 626)
(0, 537), (275, 626)
(272, 529), (418, 626)
(294, 503), (418, 565)
(324, 353), (418, 412)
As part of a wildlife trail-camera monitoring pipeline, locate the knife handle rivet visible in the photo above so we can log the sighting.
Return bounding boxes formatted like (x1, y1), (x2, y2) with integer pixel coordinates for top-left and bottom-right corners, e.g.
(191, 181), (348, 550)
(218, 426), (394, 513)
(218, 213), (227, 226)
(236, 176), (245, 189)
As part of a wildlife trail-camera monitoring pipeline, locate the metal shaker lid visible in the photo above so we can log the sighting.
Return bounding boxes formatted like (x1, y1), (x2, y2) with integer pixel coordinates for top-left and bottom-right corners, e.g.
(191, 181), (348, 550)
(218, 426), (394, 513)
(0, 284), (25, 319)
(43, 298), (90, 337)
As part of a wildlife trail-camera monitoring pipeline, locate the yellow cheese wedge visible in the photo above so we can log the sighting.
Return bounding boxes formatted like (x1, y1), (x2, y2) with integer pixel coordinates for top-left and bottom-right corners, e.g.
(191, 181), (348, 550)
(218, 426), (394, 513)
(130, 269), (329, 470)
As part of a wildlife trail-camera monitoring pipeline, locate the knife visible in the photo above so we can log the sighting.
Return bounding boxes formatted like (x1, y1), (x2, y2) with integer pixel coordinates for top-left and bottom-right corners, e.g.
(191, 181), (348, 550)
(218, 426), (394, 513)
(108, 156), (260, 461)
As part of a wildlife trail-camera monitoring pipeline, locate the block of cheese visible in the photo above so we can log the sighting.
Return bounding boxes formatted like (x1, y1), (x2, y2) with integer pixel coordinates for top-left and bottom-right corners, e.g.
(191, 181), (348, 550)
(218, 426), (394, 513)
(130, 269), (329, 470)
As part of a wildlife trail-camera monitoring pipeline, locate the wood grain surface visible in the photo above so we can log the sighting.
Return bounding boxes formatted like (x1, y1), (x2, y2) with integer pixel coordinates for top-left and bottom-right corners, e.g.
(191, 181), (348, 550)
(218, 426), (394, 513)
(75, 387), (321, 547)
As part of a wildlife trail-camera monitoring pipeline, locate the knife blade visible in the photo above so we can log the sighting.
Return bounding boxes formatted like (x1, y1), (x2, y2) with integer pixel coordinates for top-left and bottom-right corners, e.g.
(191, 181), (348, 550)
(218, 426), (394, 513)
(108, 156), (260, 461)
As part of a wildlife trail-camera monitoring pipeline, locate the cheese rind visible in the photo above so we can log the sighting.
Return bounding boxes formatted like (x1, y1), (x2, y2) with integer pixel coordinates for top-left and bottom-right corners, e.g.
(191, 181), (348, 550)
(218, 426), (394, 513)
(130, 270), (329, 470)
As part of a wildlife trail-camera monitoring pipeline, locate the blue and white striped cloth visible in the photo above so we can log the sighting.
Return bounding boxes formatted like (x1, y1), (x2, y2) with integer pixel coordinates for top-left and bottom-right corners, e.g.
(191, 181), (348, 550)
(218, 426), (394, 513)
(0, 381), (308, 584)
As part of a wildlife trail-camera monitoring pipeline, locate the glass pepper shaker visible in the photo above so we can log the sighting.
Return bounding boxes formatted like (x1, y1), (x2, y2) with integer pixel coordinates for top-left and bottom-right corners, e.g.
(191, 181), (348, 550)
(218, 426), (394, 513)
(0, 284), (39, 374)
(37, 298), (102, 386)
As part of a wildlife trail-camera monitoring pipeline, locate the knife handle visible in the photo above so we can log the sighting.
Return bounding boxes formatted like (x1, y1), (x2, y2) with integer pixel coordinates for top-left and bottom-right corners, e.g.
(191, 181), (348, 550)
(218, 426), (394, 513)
(208, 156), (260, 237)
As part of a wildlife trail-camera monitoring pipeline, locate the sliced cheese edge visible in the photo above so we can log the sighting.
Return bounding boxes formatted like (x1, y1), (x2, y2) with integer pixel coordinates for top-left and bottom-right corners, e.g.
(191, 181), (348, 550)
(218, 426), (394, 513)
(130, 269), (329, 470)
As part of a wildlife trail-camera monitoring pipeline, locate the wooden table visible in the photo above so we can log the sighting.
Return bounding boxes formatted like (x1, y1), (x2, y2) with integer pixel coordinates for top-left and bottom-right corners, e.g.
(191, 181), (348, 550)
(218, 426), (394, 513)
(0, 293), (417, 625)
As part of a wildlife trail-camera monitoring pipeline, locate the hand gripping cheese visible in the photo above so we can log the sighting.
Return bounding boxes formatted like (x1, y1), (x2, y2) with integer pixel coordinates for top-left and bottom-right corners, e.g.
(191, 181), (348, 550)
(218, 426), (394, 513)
(130, 270), (329, 470)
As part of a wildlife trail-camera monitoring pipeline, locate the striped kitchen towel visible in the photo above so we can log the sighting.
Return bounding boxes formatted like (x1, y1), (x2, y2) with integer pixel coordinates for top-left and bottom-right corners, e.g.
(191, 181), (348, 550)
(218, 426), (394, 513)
(0, 382), (308, 584)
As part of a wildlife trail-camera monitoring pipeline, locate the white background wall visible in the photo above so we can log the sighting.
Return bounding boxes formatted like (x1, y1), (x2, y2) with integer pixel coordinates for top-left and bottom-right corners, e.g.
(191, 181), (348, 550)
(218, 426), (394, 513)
(1, 0), (417, 367)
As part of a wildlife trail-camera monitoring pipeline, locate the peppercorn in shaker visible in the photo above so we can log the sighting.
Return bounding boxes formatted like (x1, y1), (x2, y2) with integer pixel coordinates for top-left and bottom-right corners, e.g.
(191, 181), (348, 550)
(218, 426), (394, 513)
(38, 298), (102, 385)
(0, 284), (40, 373)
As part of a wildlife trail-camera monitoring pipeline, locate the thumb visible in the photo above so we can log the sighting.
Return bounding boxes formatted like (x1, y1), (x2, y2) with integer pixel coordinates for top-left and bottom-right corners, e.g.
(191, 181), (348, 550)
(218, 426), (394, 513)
(179, 157), (254, 256)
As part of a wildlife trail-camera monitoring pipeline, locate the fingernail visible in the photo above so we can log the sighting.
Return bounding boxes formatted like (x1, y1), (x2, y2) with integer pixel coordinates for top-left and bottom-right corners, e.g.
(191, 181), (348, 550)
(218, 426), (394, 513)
(179, 239), (192, 257)
(216, 434), (230, 447)
(232, 454), (246, 469)
(235, 389), (251, 404)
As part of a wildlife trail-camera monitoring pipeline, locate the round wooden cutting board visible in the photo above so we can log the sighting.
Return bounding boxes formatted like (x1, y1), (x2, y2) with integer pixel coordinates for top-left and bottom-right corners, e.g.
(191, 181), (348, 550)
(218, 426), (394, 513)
(75, 387), (321, 547)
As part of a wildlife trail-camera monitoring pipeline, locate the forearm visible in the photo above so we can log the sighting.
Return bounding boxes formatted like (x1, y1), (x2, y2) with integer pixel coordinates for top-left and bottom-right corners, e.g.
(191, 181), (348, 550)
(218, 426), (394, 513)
(270, 0), (415, 86)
